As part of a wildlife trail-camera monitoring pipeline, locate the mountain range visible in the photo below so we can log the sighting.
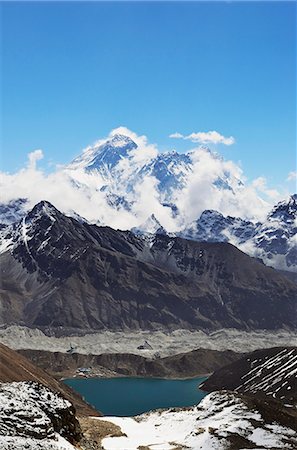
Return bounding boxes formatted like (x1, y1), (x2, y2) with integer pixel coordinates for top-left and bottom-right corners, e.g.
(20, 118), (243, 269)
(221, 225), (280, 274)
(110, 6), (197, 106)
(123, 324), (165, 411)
(0, 200), (296, 333)
(1, 131), (296, 272)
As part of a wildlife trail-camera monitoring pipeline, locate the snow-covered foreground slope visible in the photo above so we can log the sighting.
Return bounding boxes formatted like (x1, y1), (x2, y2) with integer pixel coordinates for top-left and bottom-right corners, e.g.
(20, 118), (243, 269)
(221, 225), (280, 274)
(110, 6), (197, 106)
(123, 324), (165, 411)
(0, 381), (80, 450)
(0, 435), (75, 450)
(98, 391), (297, 450)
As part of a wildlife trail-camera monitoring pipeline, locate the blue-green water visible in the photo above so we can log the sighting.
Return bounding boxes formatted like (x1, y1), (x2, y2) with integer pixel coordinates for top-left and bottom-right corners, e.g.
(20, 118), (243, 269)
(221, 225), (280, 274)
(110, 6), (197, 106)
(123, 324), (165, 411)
(64, 376), (207, 416)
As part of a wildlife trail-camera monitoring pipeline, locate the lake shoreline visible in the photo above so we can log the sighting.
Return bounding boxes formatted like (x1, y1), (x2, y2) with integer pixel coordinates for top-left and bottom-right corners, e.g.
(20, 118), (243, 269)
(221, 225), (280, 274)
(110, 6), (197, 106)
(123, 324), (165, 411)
(18, 347), (241, 381)
(64, 376), (209, 417)
(61, 372), (213, 382)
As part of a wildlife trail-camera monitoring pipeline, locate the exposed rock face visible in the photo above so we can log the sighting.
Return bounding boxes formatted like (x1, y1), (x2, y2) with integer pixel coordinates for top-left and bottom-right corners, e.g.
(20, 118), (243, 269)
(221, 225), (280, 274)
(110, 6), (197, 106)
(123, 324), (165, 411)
(18, 347), (241, 379)
(201, 346), (297, 405)
(0, 381), (81, 444)
(0, 201), (296, 332)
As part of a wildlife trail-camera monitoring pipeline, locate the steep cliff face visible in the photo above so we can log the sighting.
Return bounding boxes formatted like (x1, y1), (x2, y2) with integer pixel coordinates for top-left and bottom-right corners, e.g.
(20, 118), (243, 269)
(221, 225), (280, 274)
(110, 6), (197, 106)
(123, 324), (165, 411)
(1, 201), (296, 332)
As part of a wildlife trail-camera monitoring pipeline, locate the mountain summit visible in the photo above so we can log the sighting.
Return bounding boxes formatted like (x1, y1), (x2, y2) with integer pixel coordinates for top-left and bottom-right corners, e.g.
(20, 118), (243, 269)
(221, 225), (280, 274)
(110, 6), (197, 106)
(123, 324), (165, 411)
(68, 133), (137, 174)
(67, 130), (241, 204)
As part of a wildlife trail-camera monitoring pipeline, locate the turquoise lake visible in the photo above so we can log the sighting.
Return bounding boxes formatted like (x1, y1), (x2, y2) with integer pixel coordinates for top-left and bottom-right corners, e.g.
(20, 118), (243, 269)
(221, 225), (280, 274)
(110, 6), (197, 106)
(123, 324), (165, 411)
(64, 376), (208, 416)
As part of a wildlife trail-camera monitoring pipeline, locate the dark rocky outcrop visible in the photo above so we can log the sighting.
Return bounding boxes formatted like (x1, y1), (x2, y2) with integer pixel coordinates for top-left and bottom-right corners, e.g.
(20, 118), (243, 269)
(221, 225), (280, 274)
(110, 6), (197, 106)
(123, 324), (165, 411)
(19, 347), (241, 378)
(0, 381), (81, 444)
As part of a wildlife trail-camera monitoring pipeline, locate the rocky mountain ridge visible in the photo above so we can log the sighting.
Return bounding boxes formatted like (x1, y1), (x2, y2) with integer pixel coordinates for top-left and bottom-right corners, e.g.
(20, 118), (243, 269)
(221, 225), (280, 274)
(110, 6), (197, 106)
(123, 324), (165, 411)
(18, 347), (241, 379)
(0, 200), (296, 332)
(180, 194), (297, 272)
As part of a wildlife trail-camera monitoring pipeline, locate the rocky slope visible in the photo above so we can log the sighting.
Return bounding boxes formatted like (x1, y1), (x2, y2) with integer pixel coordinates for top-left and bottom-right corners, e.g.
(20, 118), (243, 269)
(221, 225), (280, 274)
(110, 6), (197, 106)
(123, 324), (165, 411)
(0, 343), (99, 417)
(201, 346), (297, 405)
(0, 201), (296, 332)
(18, 347), (241, 379)
(1, 325), (297, 356)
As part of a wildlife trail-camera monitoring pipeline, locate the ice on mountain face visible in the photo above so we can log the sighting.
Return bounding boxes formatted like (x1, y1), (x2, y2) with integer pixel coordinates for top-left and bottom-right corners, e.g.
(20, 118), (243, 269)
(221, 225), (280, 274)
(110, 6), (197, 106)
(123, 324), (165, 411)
(178, 195), (297, 272)
(132, 214), (167, 236)
(268, 194), (297, 222)
(105, 192), (133, 212)
(68, 134), (137, 174)
(0, 198), (29, 226)
(136, 152), (193, 198)
(250, 195), (297, 270)
(180, 210), (257, 245)
(0, 200), (60, 258)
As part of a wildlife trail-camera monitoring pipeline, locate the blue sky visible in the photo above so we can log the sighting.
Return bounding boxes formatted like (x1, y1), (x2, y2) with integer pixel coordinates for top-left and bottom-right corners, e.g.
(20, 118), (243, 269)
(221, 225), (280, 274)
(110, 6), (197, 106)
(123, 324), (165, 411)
(1, 1), (296, 191)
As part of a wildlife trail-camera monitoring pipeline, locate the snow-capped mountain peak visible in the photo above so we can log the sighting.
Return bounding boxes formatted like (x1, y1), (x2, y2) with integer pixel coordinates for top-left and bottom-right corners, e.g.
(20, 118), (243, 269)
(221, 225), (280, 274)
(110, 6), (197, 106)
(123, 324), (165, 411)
(68, 133), (137, 173)
(180, 196), (297, 272)
(108, 133), (136, 148)
(268, 194), (297, 223)
(66, 129), (242, 209)
(27, 200), (58, 221)
(132, 214), (167, 236)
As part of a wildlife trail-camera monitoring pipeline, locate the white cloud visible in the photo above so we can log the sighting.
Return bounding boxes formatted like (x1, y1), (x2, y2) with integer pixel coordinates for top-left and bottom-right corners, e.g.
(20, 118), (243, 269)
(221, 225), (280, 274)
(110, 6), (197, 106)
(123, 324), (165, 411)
(27, 149), (44, 170)
(251, 176), (281, 201)
(173, 148), (270, 224)
(287, 171), (297, 182)
(169, 130), (235, 146)
(169, 132), (184, 139)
